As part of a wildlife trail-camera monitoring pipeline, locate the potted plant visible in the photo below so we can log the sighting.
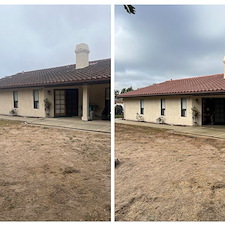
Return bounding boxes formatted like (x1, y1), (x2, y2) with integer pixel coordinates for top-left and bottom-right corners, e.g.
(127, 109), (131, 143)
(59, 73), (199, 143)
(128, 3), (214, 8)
(9, 108), (17, 116)
(44, 98), (52, 117)
(192, 106), (199, 117)
(156, 116), (164, 124)
(192, 106), (199, 125)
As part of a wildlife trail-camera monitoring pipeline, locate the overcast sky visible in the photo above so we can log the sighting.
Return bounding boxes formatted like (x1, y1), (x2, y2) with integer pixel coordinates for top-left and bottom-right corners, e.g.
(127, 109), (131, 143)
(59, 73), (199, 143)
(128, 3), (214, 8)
(0, 5), (111, 78)
(115, 5), (225, 91)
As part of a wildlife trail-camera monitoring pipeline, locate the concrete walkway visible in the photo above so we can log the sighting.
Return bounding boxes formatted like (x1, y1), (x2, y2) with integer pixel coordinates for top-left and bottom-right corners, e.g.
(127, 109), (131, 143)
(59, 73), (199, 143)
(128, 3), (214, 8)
(115, 118), (225, 139)
(0, 115), (111, 133)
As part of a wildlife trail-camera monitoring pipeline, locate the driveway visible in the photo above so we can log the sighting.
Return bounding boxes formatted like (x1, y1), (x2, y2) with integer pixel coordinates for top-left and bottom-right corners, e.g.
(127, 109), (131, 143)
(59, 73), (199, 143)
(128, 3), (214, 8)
(0, 115), (111, 133)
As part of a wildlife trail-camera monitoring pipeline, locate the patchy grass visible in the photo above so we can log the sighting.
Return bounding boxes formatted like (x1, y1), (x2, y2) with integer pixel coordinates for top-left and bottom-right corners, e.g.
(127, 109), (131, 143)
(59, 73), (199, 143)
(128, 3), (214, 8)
(115, 115), (124, 118)
(0, 119), (21, 126)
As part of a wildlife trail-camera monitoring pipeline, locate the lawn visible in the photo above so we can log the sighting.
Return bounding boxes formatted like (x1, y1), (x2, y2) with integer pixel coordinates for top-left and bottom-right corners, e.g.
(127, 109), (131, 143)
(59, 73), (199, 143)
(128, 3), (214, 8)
(115, 123), (225, 221)
(0, 119), (110, 221)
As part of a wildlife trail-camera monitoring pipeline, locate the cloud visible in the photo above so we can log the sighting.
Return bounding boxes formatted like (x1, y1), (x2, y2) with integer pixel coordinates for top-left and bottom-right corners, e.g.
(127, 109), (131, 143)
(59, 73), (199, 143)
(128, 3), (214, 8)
(115, 5), (225, 91)
(0, 5), (111, 77)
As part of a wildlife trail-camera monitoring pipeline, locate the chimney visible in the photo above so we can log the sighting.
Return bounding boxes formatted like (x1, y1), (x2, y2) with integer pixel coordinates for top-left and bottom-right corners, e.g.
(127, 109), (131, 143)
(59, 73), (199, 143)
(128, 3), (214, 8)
(223, 56), (225, 78)
(75, 43), (90, 69)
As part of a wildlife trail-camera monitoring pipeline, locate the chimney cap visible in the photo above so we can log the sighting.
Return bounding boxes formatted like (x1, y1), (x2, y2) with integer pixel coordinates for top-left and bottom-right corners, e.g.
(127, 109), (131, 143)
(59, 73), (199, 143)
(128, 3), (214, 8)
(75, 43), (90, 69)
(75, 43), (90, 54)
(223, 56), (225, 63)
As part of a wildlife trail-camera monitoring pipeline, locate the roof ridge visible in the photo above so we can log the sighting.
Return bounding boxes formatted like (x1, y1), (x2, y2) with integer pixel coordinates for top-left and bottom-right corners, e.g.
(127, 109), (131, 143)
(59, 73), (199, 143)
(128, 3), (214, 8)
(0, 58), (111, 89)
(2, 58), (110, 77)
(126, 73), (224, 93)
(165, 73), (223, 82)
(119, 73), (225, 98)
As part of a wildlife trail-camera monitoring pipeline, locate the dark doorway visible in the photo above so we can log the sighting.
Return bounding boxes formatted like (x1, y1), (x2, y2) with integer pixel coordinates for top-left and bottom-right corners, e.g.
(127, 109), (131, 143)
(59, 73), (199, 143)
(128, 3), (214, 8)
(65, 89), (78, 117)
(101, 87), (110, 120)
(202, 98), (225, 125)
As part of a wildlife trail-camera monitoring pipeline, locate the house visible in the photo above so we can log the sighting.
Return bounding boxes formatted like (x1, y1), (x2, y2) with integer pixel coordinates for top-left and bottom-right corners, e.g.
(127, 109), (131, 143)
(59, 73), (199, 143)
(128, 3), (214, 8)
(0, 43), (110, 121)
(119, 57), (225, 126)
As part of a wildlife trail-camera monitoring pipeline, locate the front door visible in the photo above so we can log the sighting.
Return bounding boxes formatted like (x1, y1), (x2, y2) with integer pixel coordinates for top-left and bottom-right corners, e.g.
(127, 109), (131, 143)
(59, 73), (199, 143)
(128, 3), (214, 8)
(214, 98), (225, 125)
(55, 90), (66, 116)
(66, 89), (78, 117)
(54, 89), (79, 117)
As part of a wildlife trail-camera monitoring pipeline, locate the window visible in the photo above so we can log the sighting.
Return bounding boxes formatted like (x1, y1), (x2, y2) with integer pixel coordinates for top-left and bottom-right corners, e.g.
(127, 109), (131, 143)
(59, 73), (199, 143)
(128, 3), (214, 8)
(161, 98), (165, 116)
(181, 98), (187, 117)
(13, 91), (18, 108)
(33, 90), (39, 109)
(140, 99), (144, 114)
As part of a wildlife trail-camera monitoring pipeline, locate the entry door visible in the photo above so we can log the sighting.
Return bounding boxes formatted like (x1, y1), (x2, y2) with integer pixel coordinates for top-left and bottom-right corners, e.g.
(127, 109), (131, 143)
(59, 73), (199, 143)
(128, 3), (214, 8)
(214, 98), (225, 124)
(202, 98), (225, 125)
(55, 90), (66, 116)
(66, 89), (78, 117)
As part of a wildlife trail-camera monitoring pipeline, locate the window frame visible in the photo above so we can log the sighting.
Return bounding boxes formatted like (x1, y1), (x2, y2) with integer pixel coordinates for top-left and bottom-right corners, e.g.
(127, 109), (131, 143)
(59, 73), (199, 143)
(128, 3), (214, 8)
(161, 98), (165, 116)
(33, 90), (39, 109)
(140, 99), (144, 115)
(181, 98), (187, 117)
(13, 91), (18, 108)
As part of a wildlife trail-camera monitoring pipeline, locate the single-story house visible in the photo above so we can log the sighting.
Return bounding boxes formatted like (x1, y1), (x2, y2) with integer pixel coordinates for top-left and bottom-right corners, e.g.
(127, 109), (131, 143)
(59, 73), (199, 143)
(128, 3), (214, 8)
(119, 57), (225, 126)
(0, 43), (110, 121)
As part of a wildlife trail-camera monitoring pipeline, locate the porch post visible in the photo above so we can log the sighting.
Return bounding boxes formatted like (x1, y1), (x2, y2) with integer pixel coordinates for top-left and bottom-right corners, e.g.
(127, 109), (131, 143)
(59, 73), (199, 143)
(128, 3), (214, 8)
(82, 85), (90, 121)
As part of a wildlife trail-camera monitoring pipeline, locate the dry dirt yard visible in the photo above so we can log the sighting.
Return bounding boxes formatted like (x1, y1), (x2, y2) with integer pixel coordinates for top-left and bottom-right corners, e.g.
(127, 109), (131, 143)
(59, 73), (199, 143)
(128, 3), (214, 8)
(0, 119), (110, 221)
(115, 123), (225, 221)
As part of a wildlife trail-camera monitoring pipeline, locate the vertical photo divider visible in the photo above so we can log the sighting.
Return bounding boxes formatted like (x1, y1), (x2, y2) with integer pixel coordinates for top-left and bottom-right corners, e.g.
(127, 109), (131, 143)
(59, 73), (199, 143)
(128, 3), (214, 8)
(111, 3), (115, 222)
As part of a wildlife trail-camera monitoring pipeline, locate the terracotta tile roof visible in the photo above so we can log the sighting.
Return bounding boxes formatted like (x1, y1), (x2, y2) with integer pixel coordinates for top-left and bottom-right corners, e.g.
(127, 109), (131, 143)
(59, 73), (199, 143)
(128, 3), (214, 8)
(119, 73), (225, 97)
(0, 58), (110, 89)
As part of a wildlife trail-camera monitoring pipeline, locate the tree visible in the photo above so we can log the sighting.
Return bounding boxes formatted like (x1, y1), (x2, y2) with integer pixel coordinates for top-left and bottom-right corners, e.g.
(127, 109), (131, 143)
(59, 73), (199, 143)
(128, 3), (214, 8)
(126, 86), (134, 92)
(120, 86), (134, 94)
(124, 5), (135, 14)
(115, 89), (120, 98)
(120, 88), (127, 94)
(115, 105), (123, 115)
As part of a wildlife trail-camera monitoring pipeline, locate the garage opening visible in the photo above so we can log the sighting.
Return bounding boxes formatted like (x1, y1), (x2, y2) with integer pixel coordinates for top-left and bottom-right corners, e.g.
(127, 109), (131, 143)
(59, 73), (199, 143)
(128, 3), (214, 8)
(202, 98), (225, 125)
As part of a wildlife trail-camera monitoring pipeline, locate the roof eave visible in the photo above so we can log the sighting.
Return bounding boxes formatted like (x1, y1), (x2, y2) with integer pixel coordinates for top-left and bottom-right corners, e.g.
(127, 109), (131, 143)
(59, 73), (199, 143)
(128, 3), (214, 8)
(120, 90), (225, 98)
(0, 77), (110, 90)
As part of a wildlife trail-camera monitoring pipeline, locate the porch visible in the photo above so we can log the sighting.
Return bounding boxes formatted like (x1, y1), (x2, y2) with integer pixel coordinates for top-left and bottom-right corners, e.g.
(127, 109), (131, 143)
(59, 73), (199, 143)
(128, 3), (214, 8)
(0, 115), (110, 133)
(46, 84), (110, 121)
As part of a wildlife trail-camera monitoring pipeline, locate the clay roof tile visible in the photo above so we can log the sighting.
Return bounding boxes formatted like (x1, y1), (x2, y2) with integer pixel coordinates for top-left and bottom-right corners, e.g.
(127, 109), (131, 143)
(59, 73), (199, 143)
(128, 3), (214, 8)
(119, 74), (225, 97)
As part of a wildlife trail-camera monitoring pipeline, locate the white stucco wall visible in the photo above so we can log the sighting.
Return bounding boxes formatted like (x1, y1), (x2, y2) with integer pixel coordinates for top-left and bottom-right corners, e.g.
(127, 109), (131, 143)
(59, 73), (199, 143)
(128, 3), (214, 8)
(124, 98), (140, 121)
(124, 96), (196, 126)
(0, 83), (110, 118)
(0, 88), (45, 117)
